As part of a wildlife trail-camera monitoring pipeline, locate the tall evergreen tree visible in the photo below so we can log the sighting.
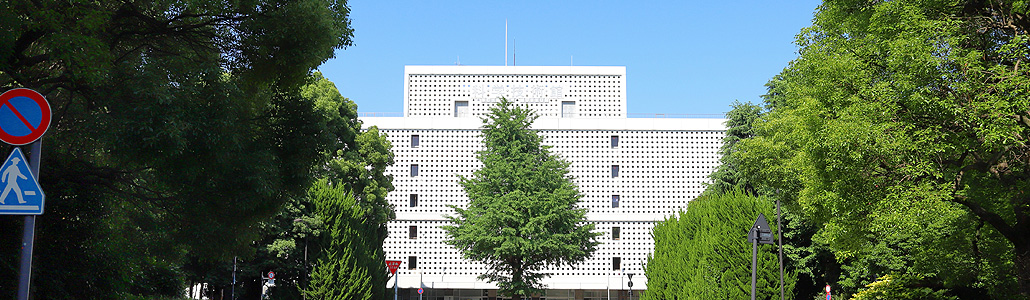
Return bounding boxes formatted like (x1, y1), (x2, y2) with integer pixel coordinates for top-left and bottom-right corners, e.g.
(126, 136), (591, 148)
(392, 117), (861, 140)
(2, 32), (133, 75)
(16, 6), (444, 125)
(443, 98), (601, 300)
(707, 101), (764, 195)
(643, 189), (795, 300)
(304, 180), (386, 300)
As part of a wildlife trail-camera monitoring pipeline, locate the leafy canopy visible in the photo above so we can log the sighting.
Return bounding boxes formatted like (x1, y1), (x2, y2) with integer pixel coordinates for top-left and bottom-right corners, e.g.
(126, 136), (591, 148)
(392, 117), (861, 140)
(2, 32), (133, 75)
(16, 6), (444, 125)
(0, 0), (354, 298)
(736, 0), (1030, 297)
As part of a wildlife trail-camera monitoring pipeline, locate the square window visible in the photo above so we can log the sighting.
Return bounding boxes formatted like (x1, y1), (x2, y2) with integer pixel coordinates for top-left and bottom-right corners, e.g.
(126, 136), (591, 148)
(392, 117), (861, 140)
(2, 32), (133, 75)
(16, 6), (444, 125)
(613, 227), (621, 240)
(409, 226), (417, 239)
(409, 256), (417, 270)
(410, 194), (418, 207)
(613, 257), (621, 271)
(411, 135), (419, 147)
(455, 101), (469, 117)
(612, 165), (619, 177)
(611, 135), (619, 148)
(411, 164), (419, 177)
(562, 101), (576, 118)
(612, 195), (620, 208)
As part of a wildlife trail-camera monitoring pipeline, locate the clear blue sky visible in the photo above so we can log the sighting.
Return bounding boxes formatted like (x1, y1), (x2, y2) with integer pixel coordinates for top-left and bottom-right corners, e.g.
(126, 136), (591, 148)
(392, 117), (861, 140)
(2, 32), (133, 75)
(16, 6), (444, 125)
(318, 0), (821, 115)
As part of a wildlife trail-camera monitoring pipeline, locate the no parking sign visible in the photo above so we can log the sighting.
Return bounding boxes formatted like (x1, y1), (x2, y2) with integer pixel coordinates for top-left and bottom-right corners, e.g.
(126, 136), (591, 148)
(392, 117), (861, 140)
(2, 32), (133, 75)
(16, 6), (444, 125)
(0, 88), (51, 146)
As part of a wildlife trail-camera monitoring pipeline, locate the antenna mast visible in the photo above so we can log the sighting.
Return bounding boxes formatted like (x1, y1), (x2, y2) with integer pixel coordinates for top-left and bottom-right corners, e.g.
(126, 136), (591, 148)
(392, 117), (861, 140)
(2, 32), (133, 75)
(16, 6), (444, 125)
(505, 20), (508, 66)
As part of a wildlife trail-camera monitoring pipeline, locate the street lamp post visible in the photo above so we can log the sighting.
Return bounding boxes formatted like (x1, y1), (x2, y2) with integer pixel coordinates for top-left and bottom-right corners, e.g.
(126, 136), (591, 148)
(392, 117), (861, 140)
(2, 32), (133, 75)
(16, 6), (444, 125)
(607, 271), (610, 300)
(748, 214), (774, 300)
(627, 273), (634, 300)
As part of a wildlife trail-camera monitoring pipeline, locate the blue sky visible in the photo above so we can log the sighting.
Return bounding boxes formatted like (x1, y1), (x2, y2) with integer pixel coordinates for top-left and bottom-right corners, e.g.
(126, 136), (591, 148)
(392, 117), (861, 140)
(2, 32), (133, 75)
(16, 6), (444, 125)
(319, 1), (822, 115)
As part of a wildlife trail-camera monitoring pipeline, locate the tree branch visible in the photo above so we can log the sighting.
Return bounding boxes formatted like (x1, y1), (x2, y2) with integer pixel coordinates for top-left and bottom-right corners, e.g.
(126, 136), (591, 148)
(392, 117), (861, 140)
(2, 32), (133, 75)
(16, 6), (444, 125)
(952, 195), (1022, 247)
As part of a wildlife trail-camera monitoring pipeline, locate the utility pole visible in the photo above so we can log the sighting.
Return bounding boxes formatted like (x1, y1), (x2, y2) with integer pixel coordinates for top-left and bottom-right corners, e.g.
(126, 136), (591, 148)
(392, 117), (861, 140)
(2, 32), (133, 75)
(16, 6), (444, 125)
(778, 195), (784, 300)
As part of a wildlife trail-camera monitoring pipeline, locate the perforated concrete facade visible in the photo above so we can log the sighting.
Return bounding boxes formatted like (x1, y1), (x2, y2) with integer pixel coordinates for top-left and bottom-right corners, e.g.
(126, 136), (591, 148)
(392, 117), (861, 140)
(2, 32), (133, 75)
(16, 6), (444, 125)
(404, 66), (627, 118)
(361, 66), (726, 299)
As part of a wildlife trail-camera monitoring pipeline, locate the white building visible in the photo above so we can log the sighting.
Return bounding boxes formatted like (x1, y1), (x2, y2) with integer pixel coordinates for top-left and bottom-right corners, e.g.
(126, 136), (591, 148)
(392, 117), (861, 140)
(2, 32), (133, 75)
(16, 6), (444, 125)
(360, 66), (726, 300)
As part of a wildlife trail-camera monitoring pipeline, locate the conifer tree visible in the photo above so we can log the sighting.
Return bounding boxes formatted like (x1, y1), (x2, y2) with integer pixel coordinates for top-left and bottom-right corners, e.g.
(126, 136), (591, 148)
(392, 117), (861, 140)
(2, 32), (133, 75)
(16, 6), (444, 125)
(305, 180), (386, 300)
(643, 189), (795, 300)
(443, 98), (601, 300)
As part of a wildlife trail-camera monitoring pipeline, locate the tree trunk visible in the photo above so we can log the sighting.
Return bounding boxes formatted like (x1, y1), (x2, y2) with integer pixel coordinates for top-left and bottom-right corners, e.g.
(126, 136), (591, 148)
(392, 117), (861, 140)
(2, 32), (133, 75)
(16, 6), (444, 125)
(1016, 245), (1030, 297)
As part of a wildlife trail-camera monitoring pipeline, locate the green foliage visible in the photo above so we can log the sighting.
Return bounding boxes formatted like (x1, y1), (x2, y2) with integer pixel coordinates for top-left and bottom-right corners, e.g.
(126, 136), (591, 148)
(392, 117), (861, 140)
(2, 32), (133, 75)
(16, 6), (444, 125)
(443, 98), (601, 299)
(0, 0), (354, 298)
(304, 180), (387, 300)
(851, 274), (956, 300)
(643, 189), (796, 300)
(736, 0), (1030, 298)
(211, 73), (394, 300)
(707, 101), (764, 195)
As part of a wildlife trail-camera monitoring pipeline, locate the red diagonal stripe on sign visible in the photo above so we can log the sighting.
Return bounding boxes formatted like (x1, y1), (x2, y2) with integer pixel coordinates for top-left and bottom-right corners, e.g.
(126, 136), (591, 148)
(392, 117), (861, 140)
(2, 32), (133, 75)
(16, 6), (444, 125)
(3, 102), (36, 132)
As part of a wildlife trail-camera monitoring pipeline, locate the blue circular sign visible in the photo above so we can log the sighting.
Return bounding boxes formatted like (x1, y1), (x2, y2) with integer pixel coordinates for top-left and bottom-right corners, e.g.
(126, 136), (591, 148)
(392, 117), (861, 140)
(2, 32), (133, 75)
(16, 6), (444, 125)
(0, 89), (51, 145)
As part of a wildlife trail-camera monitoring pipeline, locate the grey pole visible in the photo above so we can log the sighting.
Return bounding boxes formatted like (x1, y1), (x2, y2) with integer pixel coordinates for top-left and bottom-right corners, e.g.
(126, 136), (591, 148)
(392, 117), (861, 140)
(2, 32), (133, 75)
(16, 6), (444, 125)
(751, 238), (758, 300)
(17, 140), (42, 300)
(778, 197), (784, 300)
(393, 272), (398, 300)
(232, 257), (237, 300)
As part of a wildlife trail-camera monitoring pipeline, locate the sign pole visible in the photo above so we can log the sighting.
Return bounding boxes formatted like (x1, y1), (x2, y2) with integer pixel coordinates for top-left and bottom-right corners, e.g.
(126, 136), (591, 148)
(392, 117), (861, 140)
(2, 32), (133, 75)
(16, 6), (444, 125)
(16, 139), (41, 300)
(751, 238), (758, 300)
(778, 196), (784, 300)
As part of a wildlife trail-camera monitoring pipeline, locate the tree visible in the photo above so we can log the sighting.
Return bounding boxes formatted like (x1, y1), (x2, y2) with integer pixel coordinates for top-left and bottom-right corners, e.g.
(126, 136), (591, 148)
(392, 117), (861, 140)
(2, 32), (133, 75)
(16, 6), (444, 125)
(0, 1), (354, 298)
(736, 0), (1030, 298)
(189, 73), (395, 300)
(707, 100), (764, 195)
(705, 100), (833, 300)
(442, 98), (601, 300)
(304, 179), (388, 300)
(643, 189), (795, 300)
(851, 274), (956, 300)
(301, 72), (394, 300)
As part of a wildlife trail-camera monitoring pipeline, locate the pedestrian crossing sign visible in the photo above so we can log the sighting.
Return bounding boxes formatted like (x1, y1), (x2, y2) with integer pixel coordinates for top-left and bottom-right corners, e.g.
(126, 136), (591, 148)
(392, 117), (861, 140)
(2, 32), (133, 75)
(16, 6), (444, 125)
(0, 147), (44, 215)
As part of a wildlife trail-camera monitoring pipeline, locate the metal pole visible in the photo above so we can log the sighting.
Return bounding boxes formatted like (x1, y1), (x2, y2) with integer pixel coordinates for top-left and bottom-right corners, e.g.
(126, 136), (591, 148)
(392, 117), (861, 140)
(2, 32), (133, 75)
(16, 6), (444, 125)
(232, 257), (237, 300)
(752, 239), (758, 300)
(17, 215), (35, 300)
(393, 272), (398, 300)
(778, 197), (784, 300)
(17, 140), (42, 300)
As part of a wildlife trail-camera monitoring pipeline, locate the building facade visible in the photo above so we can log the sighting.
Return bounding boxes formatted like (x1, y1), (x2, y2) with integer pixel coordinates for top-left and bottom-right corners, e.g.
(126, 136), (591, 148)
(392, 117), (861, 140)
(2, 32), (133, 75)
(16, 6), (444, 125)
(360, 66), (726, 300)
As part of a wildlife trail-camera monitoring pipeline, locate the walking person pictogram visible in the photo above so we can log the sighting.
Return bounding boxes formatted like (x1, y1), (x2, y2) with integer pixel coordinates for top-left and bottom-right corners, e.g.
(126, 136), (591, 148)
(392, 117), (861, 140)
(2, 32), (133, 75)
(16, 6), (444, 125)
(1, 157), (27, 204)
